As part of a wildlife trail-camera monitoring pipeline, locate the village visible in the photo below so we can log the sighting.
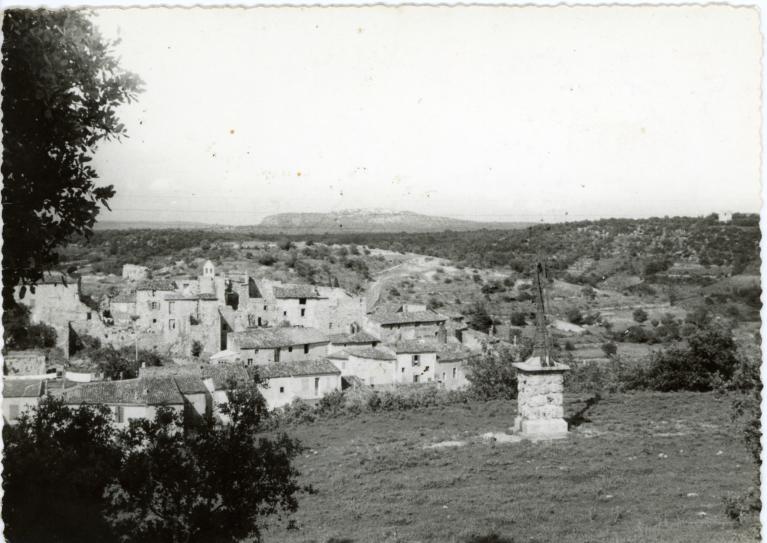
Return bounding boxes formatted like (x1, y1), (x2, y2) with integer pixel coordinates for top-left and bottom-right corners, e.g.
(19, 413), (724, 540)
(3, 255), (510, 426)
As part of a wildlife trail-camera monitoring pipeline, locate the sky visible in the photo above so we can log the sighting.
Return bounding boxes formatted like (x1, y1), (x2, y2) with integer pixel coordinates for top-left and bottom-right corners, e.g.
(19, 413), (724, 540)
(90, 6), (762, 225)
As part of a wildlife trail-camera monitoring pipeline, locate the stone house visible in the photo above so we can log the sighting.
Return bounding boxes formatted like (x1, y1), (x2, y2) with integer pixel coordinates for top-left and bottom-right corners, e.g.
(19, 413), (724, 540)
(122, 264), (149, 281)
(316, 286), (367, 333)
(327, 330), (381, 353)
(327, 346), (397, 387)
(392, 339), (438, 384)
(365, 307), (448, 342)
(435, 343), (476, 390)
(135, 279), (177, 329)
(13, 271), (95, 352)
(3, 379), (44, 424)
(227, 326), (329, 366)
(164, 292), (221, 355)
(272, 284), (327, 327)
(60, 376), (186, 428)
(255, 359), (341, 409)
(108, 292), (138, 325)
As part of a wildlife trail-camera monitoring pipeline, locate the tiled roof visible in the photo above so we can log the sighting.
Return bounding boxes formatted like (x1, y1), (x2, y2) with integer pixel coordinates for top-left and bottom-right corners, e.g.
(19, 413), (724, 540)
(231, 326), (329, 349)
(369, 310), (447, 326)
(328, 330), (380, 345)
(345, 346), (396, 361)
(165, 292), (218, 301)
(327, 350), (350, 360)
(111, 292), (137, 304)
(136, 279), (177, 291)
(170, 374), (208, 394)
(255, 359), (341, 379)
(61, 377), (185, 406)
(392, 339), (438, 354)
(436, 343), (478, 362)
(202, 365), (252, 390)
(273, 284), (325, 299)
(4, 379), (44, 398)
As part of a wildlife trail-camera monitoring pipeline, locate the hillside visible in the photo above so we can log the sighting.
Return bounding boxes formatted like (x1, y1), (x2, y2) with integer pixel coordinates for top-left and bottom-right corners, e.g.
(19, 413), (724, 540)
(256, 209), (531, 233)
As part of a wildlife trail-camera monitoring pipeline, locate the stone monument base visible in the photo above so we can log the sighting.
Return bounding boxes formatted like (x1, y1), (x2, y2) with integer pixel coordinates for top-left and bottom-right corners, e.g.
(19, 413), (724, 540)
(512, 357), (570, 440)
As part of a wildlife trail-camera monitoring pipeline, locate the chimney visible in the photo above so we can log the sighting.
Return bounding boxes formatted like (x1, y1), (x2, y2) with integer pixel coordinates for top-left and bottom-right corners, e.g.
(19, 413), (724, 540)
(437, 322), (447, 344)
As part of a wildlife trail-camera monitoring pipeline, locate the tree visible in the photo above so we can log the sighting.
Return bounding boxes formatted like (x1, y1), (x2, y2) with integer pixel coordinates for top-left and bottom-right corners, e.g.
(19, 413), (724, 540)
(601, 342), (618, 357)
(465, 301), (493, 333)
(644, 325), (740, 391)
(566, 307), (584, 325)
(466, 347), (518, 400)
(2, 9), (142, 308)
(2, 303), (57, 350)
(105, 383), (304, 543)
(632, 308), (648, 323)
(510, 311), (527, 326)
(191, 340), (203, 358)
(3, 397), (123, 543)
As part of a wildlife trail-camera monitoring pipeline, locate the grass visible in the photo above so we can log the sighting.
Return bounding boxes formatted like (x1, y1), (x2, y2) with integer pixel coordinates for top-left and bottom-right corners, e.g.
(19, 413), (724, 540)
(262, 392), (759, 543)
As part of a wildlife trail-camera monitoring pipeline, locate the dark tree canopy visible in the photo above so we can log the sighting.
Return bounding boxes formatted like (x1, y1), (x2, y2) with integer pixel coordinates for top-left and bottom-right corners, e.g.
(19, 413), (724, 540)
(2, 9), (141, 306)
(2, 397), (123, 543)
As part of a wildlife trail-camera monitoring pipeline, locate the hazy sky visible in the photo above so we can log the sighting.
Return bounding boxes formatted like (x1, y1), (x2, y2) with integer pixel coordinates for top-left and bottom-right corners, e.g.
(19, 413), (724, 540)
(90, 6), (761, 225)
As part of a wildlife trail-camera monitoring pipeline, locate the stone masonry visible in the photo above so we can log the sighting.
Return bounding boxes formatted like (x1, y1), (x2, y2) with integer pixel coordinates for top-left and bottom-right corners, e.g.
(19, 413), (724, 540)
(512, 357), (569, 438)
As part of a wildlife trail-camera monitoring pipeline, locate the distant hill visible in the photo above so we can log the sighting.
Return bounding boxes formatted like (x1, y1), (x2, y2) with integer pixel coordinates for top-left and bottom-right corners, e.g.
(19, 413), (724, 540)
(95, 221), (216, 230)
(254, 209), (531, 233)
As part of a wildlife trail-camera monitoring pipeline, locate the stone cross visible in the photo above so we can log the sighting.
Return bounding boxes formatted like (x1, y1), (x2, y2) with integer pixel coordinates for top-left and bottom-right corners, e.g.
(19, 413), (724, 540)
(511, 255), (569, 438)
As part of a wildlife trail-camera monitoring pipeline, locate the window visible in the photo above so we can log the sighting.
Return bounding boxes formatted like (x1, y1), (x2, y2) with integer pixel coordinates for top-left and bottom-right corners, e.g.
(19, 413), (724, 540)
(442, 372), (446, 382)
(299, 298), (307, 305)
(412, 355), (420, 366)
(169, 319), (176, 330)
(413, 375), (419, 383)
(247, 358), (253, 366)
(452, 367), (457, 379)
(8, 404), (19, 420)
(401, 367), (405, 373)
(314, 377), (320, 395)
(300, 308), (306, 317)
(279, 386), (285, 393)
(152, 318), (157, 324)
(283, 311), (287, 317)
(115, 406), (124, 424)
(168, 301), (175, 313)
(304, 344), (309, 354)
(274, 348), (280, 362)
(87, 312), (92, 320)
(288, 346), (293, 353)
(264, 305), (267, 310)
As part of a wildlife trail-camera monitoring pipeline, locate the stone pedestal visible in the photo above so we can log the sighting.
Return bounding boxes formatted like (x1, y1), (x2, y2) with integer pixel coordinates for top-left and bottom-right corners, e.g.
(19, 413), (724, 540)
(512, 357), (570, 439)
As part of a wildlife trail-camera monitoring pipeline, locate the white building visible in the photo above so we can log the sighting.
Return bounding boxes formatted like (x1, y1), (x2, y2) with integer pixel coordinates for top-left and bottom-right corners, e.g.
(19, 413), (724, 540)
(256, 359), (341, 409)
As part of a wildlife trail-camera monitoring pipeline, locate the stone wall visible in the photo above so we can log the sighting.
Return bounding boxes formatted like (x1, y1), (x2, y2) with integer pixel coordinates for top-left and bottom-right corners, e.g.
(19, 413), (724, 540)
(516, 371), (565, 421)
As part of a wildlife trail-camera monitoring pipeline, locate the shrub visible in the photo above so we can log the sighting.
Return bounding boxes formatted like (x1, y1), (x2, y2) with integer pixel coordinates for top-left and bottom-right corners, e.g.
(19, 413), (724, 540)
(601, 342), (618, 357)
(466, 348), (517, 400)
(632, 308), (648, 323)
(191, 340), (203, 358)
(642, 326), (739, 391)
(510, 311), (527, 326)
(566, 307), (584, 325)
(257, 254), (277, 266)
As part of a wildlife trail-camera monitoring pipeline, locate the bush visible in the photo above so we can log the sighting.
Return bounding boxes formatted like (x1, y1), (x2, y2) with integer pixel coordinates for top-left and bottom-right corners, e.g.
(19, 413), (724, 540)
(257, 254), (277, 266)
(466, 348), (517, 400)
(632, 308), (648, 323)
(510, 311), (527, 326)
(566, 307), (584, 325)
(3, 304), (58, 350)
(601, 342), (618, 357)
(642, 326), (740, 391)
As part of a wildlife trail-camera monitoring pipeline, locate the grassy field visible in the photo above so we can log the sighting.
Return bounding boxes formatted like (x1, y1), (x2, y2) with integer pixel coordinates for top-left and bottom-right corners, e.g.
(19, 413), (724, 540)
(262, 392), (759, 543)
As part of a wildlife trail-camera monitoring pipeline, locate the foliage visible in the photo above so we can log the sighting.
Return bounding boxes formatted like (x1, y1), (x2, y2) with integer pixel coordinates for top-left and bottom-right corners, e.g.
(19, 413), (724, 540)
(465, 348), (518, 400)
(510, 311), (527, 326)
(2, 9), (142, 307)
(2, 397), (123, 543)
(72, 343), (170, 380)
(641, 326), (740, 392)
(632, 308), (648, 323)
(566, 307), (584, 325)
(465, 301), (493, 333)
(191, 339), (203, 358)
(601, 342), (618, 357)
(2, 303), (57, 350)
(104, 384), (303, 543)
